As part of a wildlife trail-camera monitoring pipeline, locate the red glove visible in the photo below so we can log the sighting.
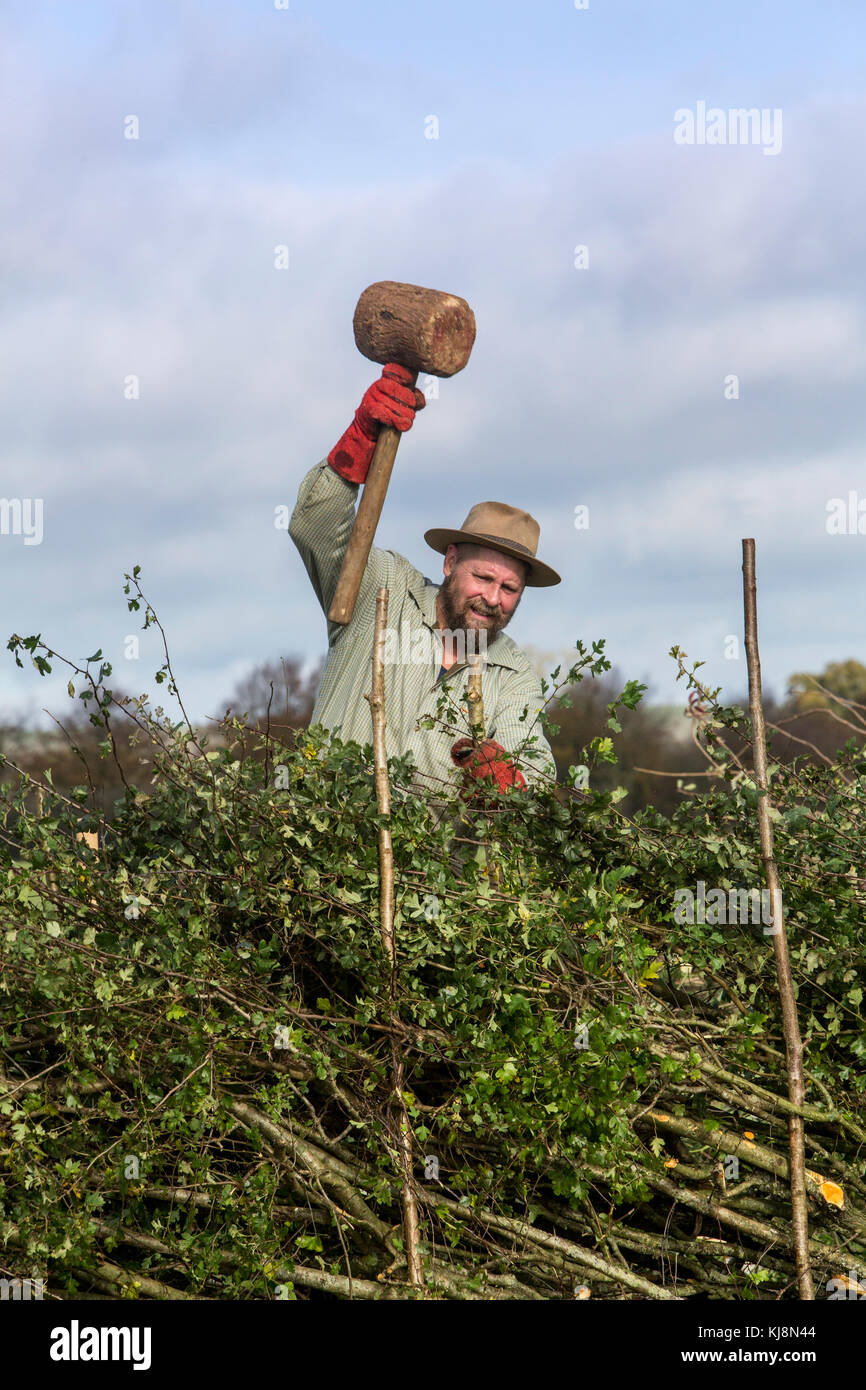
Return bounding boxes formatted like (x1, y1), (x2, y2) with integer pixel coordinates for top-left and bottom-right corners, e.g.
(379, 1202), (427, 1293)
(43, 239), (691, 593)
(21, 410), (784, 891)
(327, 363), (426, 485)
(450, 737), (527, 794)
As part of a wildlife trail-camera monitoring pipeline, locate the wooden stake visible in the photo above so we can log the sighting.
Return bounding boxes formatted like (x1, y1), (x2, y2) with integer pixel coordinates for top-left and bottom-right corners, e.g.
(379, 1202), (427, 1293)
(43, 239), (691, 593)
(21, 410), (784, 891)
(741, 538), (814, 1300)
(365, 588), (423, 1290)
(466, 652), (485, 745)
(365, 589), (395, 963)
(465, 652), (501, 887)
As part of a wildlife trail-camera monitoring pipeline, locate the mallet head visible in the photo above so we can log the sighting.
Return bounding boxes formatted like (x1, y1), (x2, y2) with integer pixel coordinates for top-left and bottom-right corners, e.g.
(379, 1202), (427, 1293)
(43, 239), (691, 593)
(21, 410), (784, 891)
(353, 280), (476, 379)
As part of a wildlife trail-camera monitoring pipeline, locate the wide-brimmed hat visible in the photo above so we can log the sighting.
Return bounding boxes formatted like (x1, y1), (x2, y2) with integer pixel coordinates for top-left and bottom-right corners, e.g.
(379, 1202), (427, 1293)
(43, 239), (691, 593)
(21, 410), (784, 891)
(424, 501), (561, 587)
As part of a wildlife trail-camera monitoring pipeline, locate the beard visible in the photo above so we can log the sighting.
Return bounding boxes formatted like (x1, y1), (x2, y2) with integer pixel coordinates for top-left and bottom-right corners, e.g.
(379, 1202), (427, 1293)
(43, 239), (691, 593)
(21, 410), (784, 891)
(437, 569), (519, 647)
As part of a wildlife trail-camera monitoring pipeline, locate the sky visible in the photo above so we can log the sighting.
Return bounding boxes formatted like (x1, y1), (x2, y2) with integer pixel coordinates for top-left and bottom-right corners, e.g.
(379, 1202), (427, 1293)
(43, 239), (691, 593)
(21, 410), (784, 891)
(2, 0), (865, 732)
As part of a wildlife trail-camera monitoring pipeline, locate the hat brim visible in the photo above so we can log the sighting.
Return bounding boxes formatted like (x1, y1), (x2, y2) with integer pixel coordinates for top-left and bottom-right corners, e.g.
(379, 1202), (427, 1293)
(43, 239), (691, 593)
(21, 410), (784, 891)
(424, 527), (561, 587)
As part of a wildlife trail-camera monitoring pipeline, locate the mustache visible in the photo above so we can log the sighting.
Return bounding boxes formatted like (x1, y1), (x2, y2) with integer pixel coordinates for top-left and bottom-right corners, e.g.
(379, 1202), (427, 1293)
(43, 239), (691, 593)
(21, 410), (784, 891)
(467, 600), (502, 617)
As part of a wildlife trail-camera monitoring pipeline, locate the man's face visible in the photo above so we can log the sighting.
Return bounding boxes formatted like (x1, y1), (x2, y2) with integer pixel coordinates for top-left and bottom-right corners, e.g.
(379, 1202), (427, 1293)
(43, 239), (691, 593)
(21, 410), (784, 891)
(437, 545), (526, 643)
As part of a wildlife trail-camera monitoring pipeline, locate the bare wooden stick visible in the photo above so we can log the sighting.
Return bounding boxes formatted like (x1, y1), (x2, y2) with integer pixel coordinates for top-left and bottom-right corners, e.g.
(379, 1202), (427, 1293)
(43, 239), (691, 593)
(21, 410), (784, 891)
(390, 1044), (423, 1290)
(466, 652), (486, 745)
(364, 589), (395, 962)
(365, 588), (423, 1290)
(464, 653), (501, 887)
(741, 537), (814, 1300)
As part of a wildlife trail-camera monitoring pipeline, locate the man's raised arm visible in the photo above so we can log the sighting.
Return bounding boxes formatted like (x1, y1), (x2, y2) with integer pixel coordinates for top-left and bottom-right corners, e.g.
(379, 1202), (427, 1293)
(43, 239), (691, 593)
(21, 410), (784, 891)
(289, 364), (425, 635)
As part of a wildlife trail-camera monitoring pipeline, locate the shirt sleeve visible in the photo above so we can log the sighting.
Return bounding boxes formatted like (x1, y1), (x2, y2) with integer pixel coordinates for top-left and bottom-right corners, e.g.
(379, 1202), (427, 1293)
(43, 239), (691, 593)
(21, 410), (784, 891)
(289, 459), (393, 646)
(488, 665), (558, 788)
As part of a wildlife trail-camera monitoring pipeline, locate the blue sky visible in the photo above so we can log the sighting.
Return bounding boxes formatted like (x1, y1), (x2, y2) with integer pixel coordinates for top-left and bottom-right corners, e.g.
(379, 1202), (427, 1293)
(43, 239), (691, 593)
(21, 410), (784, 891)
(2, 0), (865, 731)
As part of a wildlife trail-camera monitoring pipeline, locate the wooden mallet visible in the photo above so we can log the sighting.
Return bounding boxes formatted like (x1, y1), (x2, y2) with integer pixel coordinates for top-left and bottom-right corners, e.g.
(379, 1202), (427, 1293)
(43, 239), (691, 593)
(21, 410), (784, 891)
(327, 279), (476, 626)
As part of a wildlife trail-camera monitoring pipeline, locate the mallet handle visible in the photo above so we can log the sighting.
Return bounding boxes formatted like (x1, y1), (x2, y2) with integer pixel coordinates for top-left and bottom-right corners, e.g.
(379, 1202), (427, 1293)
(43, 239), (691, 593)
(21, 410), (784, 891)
(328, 372), (417, 626)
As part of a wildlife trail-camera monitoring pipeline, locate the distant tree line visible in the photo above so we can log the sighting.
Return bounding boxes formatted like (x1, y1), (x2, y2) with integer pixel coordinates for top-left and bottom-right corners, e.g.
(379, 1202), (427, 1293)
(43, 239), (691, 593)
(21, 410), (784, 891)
(2, 654), (865, 824)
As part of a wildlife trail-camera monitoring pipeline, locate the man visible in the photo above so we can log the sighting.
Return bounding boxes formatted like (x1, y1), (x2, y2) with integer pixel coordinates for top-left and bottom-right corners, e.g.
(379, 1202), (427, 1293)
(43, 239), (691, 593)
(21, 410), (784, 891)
(289, 363), (561, 797)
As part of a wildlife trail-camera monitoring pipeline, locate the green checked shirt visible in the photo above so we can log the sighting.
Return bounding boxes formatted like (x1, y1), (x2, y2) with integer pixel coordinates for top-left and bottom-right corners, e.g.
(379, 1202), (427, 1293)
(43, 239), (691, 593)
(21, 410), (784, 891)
(289, 459), (557, 795)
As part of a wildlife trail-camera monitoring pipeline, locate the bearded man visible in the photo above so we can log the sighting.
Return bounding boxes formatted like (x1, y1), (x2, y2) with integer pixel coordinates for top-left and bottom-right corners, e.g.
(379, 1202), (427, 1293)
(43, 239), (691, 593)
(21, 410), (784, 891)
(289, 363), (561, 796)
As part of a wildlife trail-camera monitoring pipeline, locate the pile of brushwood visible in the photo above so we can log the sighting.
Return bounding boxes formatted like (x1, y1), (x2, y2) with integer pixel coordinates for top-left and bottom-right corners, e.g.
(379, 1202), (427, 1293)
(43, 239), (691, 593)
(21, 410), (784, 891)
(1, 606), (865, 1300)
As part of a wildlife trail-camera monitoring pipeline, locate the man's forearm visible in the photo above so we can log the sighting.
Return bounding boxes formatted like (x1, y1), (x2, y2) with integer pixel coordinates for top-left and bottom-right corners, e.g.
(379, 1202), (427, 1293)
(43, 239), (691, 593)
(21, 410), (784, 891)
(289, 459), (360, 618)
(290, 366), (425, 618)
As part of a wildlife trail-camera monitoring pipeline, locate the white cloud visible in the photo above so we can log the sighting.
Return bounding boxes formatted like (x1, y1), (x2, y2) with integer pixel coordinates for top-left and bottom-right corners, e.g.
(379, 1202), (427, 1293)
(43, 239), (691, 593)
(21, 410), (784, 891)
(2, 10), (866, 725)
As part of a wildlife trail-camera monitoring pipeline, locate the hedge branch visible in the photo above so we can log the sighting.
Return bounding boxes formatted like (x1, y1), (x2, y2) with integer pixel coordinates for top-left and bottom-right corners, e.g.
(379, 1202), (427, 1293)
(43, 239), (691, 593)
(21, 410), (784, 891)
(75, 1258), (195, 1301)
(417, 1192), (680, 1299)
(642, 1109), (858, 1232)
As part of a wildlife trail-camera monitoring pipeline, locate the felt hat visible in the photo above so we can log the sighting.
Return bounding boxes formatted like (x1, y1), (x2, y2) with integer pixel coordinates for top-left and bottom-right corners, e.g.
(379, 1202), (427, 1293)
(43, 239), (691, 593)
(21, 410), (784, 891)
(424, 501), (561, 587)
